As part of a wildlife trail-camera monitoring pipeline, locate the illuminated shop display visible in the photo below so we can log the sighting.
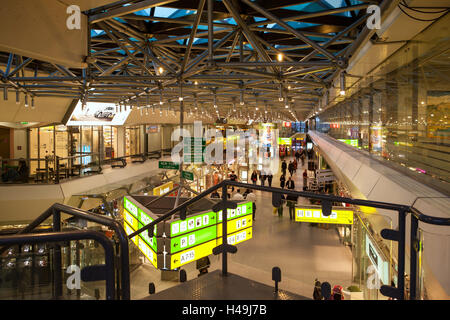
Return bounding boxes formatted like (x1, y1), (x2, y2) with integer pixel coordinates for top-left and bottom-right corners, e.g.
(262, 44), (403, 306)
(123, 196), (253, 270)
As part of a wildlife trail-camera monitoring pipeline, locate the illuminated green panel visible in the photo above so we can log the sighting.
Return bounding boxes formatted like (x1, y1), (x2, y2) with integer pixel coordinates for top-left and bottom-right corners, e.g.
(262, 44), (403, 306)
(169, 225), (217, 254)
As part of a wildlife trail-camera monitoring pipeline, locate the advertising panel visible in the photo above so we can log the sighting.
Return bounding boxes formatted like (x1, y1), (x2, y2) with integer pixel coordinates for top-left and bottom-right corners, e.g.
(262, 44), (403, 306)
(66, 101), (131, 126)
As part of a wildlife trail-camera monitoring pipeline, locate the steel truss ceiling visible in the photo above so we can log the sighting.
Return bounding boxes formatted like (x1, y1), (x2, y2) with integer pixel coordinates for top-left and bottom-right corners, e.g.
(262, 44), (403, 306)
(0, 0), (383, 122)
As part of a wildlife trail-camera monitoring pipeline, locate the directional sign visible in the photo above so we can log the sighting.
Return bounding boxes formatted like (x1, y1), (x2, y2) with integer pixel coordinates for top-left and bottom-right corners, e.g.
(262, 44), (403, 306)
(158, 161), (180, 170)
(170, 225), (217, 254)
(217, 201), (253, 222)
(217, 226), (253, 246)
(181, 170), (194, 181)
(217, 214), (252, 237)
(153, 181), (173, 196)
(170, 238), (217, 269)
(169, 211), (217, 237)
(295, 207), (353, 225)
(137, 236), (158, 268)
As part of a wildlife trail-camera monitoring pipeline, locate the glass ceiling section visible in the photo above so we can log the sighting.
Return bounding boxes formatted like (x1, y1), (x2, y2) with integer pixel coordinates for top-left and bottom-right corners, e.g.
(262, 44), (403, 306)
(284, 0), (365, 17)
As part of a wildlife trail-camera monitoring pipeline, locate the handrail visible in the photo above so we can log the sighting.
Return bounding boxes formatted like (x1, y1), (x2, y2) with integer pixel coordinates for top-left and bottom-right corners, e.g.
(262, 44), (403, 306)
(0, 203), (130, 300)
(129, 180), (410, 239)
(0, 229), (116, 300)
(128, 179), (449, 301)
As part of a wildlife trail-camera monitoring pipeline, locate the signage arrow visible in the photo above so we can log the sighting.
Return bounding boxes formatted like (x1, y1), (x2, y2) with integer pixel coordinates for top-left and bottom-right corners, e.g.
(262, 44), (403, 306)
(174, 259), (178, 263)
(174, 243), (178, 247)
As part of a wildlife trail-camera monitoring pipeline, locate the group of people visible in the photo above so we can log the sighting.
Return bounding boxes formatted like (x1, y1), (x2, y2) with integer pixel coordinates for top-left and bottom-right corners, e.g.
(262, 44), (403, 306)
(250, 170), (273, 187)
(1, 159), (29, 183)
(313, 279), (345, 300)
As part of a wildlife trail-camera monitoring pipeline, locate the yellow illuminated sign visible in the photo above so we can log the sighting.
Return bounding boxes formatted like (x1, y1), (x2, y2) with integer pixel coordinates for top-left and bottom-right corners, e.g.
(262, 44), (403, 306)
(170, 238), (217, 269)
(153, 181), (174, 196)
(124, 221), (139, 246)
(217, 214), (253, 237)
(138, 237), (158, 268)
(124, 209), (139, 230)
(295, 207), (353, 224)
(217, 226), (253, 246)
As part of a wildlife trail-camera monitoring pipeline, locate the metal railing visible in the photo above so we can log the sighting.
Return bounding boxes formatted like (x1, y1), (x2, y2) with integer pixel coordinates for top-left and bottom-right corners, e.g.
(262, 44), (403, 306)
(2, 181), (447, 299)
(0, 150), (165, 185)
(0, 203), (130, 300)
(128, 180), (450, 300)
(0, 230), (116, 299)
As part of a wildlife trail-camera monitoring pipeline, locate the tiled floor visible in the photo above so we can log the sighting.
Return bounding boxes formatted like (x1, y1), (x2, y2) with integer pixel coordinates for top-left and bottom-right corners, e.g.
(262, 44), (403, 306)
(130, 158), (353, 299)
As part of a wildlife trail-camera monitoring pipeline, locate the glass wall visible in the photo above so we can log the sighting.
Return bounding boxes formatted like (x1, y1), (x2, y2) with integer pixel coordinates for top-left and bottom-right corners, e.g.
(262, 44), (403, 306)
(319, 15), (450, 188)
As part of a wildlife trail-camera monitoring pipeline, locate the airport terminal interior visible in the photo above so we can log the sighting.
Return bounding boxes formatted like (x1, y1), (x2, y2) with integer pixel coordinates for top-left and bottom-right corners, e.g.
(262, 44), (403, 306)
(0, 0), (449, 302)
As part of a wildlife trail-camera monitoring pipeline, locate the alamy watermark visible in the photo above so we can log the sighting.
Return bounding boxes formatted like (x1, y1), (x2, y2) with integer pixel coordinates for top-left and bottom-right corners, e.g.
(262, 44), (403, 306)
(66, 5), (81, 30)
(366, 5), (381, 30)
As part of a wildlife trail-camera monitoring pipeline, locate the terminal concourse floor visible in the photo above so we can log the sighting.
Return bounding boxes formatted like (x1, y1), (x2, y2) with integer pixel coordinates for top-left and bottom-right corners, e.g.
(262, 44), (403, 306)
(129, 158), (353, 299)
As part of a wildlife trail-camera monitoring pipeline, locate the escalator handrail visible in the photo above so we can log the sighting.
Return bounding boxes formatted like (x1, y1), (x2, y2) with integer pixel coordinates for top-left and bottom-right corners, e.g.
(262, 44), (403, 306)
(0, 203), (130, 300)
(0, 229), (116, 300)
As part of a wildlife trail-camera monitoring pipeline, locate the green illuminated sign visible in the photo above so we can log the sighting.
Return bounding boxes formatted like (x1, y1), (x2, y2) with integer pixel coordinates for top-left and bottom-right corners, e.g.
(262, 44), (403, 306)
(158, 161), (180, 170)
(278, 137), (292, 145)
(169, 211), (217, 237)
(338, 139), (359, 147)
(181, 170), (194, 181)
(170, 225), (217, 254)
(123, 196), (254, 270)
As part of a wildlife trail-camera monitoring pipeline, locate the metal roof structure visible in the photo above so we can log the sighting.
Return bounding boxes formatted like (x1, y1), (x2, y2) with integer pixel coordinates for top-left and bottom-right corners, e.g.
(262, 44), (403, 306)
(0, 0), (385, 122)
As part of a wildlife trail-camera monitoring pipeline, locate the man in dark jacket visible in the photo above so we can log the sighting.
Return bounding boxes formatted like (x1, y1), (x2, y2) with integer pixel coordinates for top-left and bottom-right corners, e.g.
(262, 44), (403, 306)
(288, 161), (294, 176)
(281, 160), (287, 176)
(280, 174), (286, 189)
(267, 174), (273, 187)
(286, 177), (296, 220)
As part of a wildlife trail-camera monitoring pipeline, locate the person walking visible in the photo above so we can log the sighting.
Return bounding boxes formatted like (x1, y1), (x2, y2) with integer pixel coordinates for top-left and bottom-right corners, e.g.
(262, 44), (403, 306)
(295, 150), (300, 163)
(251, 170), (258, 185)
(302, 169), (308, 190)
(245, 189), (257, 221)
(277, 194), (285, 218)
(293, 158), (298, 173)
(313, 279), (323, 300)
(229, 170), (238, 192)
(260, 173), (266, 186)
(288, 161), (294, 176)
(300, 148), (305, 166)
(286, 177), (297, 220)
(281, 160), (287, 176)
(280, 174), (286, 189)
(267, 174), (273, 187)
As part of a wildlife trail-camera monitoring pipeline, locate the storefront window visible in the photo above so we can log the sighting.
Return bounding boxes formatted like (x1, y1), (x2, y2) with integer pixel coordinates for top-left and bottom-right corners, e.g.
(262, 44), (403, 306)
(126, 126), (140, 156)
(81, 126), (92, 165)
(104, 126), (117, 159)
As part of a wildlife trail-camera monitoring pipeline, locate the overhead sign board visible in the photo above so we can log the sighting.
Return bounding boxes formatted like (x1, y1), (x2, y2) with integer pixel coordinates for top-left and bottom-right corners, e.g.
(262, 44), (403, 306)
(153, 181), (174, 196)
(66, 101), (131, 126)
(181, 171), (194, 181)
(278, 137), (292, 145)
(158, 161), (180, 170)
(123, 196), (254, 270)
(295, 206), (353, 225)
